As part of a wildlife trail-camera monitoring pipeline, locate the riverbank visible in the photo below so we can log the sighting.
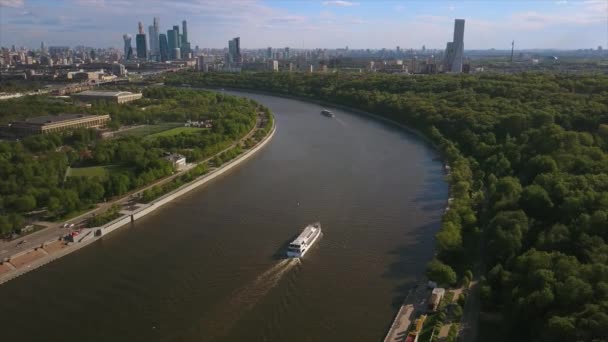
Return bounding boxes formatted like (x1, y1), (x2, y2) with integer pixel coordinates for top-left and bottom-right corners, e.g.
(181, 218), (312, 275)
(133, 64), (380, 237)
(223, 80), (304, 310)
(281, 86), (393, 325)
(202, 86), (444, 157)
(0, 116), (276, 286)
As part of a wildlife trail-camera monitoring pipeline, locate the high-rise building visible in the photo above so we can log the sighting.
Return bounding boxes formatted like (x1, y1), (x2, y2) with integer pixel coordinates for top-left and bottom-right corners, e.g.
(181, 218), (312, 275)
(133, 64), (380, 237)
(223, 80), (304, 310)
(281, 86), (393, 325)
(284, 47), (290, 59)
(135, 21), (147, 60)
(267, 47), (272, 59)
(159, 33), (169, 62)
(148, 25), (156, 59)
(123, 34), (133, 60)
(444, 19), (465, 73)
(228, 39), (235, 63)
(136, 34), (147, 60)
(172, 25), (181, 48)
(180, 20), (190, 58)
(228, 37), (241, 64)
(151, 17), (160, 59)
(181, 20), (188, 46)
(148, 21), (161, 61)
(167, 28), (179, 59)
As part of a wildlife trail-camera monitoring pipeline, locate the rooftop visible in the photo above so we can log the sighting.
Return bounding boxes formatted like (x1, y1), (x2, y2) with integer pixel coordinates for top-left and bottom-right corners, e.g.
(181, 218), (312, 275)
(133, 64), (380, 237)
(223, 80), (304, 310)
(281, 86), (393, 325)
(432, 287), (446, 295)
(72, 90), (138, 97)
(18, 114), (106, 125)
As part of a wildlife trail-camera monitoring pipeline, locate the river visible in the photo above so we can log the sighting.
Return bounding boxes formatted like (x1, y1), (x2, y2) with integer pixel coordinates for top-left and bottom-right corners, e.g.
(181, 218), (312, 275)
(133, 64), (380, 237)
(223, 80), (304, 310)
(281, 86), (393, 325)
(0, 91), (447, 342)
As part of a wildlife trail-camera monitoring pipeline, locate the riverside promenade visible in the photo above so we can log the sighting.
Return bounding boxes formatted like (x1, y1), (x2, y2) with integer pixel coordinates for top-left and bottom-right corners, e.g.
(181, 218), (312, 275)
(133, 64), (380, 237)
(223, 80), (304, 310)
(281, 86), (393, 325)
(383, 283), (431, 342)
(0, 118), (276, 286)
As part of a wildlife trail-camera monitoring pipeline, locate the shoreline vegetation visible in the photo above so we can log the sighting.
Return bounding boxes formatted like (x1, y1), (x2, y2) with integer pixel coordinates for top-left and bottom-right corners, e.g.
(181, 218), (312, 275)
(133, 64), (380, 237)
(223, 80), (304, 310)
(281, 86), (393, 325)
(163, 71), (608, 342)
(0, 87), (261, 237)
(0, 87), (275, 284)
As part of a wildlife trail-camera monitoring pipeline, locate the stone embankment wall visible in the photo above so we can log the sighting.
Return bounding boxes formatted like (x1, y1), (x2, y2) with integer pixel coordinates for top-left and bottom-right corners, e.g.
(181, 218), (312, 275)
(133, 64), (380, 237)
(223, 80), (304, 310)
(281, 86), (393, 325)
(101, 120), (276, 236)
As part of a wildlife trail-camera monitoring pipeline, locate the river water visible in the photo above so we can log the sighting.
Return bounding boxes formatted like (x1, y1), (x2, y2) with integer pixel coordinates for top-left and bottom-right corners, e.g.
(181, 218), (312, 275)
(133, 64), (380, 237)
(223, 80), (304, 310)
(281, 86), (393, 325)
(0, 91), (447, 342)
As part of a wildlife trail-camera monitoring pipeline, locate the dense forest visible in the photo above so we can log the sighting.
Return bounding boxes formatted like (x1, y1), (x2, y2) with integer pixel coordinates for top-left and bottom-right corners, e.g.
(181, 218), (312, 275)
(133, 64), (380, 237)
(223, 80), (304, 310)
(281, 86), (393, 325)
(164, 71), (608, 341)
(0, 87), (258, 235)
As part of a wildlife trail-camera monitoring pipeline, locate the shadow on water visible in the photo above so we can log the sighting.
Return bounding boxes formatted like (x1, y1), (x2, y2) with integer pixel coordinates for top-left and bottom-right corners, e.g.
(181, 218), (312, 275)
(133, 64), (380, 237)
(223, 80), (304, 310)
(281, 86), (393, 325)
(383, 221), (441, 310)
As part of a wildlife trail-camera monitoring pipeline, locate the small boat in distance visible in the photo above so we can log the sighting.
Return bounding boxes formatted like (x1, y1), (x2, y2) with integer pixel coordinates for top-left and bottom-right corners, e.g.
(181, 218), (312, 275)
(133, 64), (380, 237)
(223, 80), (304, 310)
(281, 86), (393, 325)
(286, 222), (322, 258)
(321, 109), (335, 117)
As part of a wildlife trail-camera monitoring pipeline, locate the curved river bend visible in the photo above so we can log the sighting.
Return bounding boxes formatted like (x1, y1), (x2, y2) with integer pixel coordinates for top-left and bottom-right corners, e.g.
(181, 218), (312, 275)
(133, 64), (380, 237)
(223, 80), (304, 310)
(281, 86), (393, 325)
(0, 91), (447, 342)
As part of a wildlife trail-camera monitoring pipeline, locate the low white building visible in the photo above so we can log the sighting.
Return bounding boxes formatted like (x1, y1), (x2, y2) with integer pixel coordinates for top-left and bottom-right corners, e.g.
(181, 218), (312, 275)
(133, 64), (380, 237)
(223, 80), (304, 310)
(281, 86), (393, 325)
(164, 153), (187, 170)
(429, 287), (445, 312)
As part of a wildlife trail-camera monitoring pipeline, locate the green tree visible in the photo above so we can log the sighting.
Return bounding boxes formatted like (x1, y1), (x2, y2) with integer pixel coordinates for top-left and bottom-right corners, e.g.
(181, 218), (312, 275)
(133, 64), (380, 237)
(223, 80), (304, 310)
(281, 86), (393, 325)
(427, 259), (457, 286)
(0, 215), (12, 235)
(520, 184), (554, 219)
(436, 222), (463, 252)
(14, 194), (37, 212)
(542, 316), (576, 342)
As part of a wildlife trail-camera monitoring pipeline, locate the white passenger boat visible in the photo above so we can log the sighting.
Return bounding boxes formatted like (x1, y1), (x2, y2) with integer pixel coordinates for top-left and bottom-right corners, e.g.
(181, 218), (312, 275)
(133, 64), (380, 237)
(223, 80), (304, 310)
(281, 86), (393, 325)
(286, 222), (322, 258)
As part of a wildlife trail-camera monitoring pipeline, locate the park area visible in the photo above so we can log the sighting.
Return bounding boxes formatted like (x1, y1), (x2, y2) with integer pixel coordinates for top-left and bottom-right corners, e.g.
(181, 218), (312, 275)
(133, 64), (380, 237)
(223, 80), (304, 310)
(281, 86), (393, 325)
(66, 165), (127, 180)
(113, 122), (182, 138)
(144, 126), (206, 139)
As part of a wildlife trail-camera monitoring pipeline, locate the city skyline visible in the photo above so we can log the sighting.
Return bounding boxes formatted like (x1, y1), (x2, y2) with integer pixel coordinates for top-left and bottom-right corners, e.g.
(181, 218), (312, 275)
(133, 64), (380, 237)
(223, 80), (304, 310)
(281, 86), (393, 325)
(0, 0), (606, 50)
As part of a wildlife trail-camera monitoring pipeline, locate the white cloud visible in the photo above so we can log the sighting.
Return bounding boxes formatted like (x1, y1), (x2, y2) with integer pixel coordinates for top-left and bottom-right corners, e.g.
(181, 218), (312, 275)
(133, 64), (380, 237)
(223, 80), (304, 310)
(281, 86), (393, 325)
(0, 0), (24, 8)
(323, 1), (358, 7)
(0, 0), (605, 49)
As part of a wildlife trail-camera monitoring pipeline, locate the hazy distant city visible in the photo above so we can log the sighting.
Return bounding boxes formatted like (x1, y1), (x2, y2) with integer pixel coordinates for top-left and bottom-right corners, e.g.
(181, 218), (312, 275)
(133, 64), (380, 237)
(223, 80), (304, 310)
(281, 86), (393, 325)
(1, 12), (606, 91)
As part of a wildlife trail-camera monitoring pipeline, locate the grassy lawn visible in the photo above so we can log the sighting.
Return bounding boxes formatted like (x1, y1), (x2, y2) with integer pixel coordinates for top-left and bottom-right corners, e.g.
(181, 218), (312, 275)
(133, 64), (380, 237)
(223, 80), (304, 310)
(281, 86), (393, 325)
(114, 122), (182, 138)
(144, 126), (206, 139)
(67, 165), (128, 180)
(67, 166), (111, 178)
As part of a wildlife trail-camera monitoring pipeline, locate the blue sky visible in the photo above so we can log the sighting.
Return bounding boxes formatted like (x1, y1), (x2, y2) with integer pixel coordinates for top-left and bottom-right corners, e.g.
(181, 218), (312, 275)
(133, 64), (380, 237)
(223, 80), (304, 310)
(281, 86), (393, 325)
(0, 0), (606, 49)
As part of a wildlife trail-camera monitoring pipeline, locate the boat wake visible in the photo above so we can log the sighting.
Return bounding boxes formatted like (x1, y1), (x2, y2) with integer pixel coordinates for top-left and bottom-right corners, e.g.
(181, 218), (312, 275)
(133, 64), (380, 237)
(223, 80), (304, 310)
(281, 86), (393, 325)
(199, 258), (300, 339)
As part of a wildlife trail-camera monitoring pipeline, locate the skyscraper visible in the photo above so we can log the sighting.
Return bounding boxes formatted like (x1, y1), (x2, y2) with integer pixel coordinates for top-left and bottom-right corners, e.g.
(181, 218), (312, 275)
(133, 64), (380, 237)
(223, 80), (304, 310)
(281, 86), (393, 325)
(173, 25), (180, 49)
(228, 39), (236, 63)
(136, 22), (147, 60)
(136, 34), (147, 60)
(123, 34), (133, 60)
(234, 37), (240, 60)
(267, 47), (272, 59)
(181, 20), (191, 58)
(159, 33), (169, 62)
(152, 17), (160, 58)
(181, 20), (188, 46)
(148, 25), (156, 58)
(167, 28), (179, 59)
(444, 19), (465, 73)
(148, 19), (161, 61)
(228, 37), (241, 64)
(451, 19), (465, 72)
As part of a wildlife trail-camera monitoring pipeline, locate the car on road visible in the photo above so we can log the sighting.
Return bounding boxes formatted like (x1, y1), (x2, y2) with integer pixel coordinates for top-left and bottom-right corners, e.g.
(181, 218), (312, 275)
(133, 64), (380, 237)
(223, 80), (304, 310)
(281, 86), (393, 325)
(16, 240), (26, 246)
(69, 223), (75, 228)
(62, 223), (69, 228)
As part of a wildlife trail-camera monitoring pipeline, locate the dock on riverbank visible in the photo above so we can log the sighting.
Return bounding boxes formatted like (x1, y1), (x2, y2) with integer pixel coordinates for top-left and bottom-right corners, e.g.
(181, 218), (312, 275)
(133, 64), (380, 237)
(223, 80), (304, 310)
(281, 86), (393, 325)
(0, 119), (276, 286)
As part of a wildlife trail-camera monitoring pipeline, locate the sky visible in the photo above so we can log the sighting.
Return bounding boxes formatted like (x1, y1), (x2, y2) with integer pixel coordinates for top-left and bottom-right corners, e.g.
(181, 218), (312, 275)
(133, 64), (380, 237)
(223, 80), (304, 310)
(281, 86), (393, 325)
(0, 0), (606, 50)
